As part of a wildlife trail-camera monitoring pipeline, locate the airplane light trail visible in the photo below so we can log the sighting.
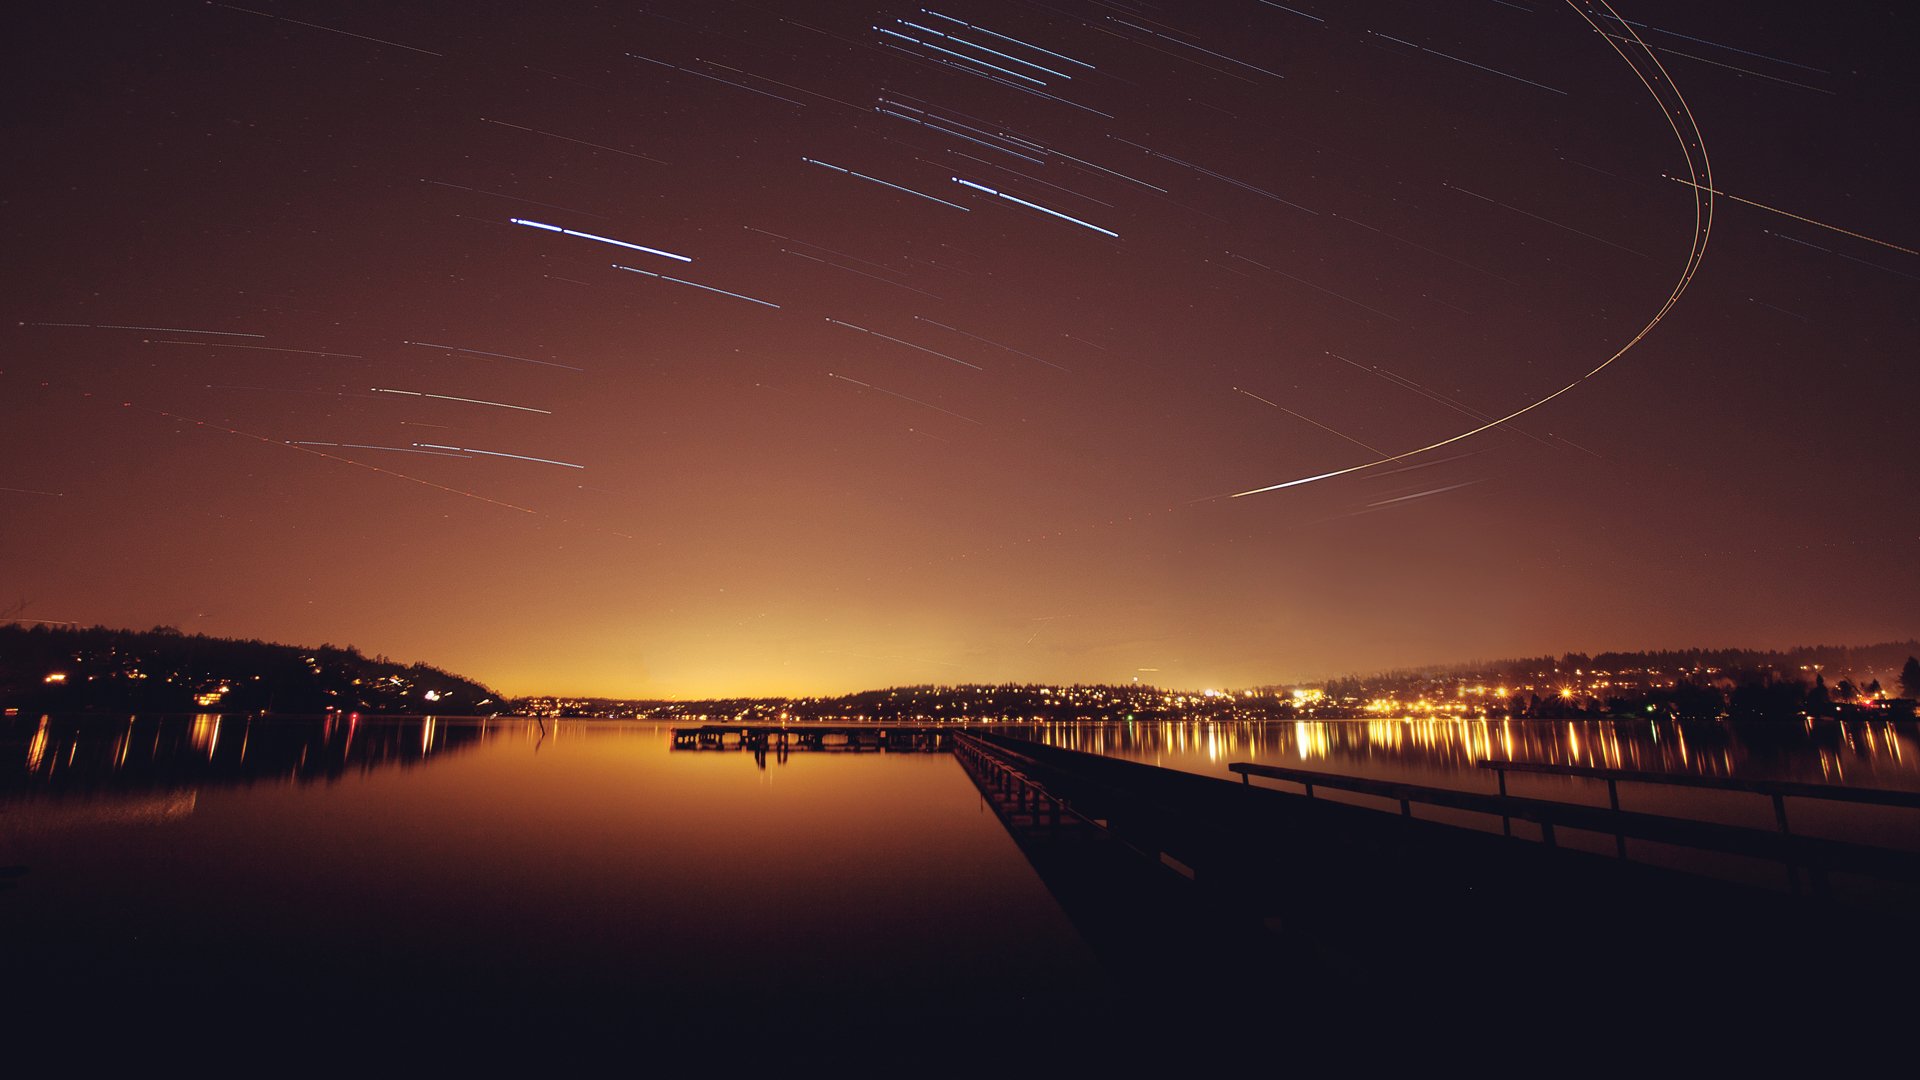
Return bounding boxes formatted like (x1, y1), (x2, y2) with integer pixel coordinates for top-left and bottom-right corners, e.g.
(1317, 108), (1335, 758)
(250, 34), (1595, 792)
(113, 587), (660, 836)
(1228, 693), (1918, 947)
(509, 218), (693, 262)
(1233, 0), (1714, 499)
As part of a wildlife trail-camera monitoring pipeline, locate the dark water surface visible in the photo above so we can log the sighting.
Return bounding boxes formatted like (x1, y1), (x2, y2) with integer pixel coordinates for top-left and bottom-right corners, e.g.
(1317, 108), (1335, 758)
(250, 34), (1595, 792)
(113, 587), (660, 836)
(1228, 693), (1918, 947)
(3, 716), (1104, 1054)
(8, 713), (1918, 1058)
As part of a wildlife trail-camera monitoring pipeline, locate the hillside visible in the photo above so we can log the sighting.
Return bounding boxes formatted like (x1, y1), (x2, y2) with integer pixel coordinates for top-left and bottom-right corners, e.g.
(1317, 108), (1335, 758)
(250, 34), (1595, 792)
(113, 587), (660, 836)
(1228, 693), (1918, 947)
(1, 624), (499, 715)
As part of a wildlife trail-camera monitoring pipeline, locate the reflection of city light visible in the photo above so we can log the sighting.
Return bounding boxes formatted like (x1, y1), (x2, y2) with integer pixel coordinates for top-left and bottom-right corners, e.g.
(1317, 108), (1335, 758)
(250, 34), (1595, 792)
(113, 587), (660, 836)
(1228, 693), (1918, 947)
(26, 717), (50, 771)
(190, 714), (221, 758)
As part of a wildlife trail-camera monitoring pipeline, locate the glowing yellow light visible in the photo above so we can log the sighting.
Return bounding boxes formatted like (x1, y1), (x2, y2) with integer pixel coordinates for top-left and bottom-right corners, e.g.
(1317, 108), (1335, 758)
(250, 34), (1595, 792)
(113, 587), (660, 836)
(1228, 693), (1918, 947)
(44, 672), (68, 684)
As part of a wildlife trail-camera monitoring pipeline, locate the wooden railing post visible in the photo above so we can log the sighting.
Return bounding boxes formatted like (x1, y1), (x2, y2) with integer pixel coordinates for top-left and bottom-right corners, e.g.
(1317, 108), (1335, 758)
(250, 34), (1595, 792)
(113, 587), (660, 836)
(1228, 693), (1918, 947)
(1496, 767), (1511, 837)
(1609, 779), (1626, 859)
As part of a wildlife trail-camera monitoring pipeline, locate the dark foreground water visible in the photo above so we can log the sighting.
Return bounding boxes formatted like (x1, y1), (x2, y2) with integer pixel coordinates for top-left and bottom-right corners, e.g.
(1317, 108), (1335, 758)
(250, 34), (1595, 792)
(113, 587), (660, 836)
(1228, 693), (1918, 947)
(6, 713), (1918, 1060)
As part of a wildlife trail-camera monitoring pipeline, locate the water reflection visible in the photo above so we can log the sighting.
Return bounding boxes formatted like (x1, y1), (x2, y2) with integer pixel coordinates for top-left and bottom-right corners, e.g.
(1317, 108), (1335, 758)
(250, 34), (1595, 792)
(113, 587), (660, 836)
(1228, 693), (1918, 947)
(3, 717), (1104, 1048)
(1017, 715), (1920, 792)
(3, 713), (503, 813)
(1016, 716), (1920, 865)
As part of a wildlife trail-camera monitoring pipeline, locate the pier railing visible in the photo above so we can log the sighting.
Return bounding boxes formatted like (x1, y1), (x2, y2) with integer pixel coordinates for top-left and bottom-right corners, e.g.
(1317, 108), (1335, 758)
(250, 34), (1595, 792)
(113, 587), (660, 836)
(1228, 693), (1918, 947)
(1476, 759), (1920, 832)
(1229, 760), (1920, 891)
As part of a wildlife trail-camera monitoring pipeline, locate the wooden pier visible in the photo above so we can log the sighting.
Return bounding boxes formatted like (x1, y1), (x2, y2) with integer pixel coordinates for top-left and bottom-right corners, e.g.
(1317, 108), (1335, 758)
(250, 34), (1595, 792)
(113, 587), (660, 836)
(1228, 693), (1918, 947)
(952, 732), (1308, 1001)
(956, 732), (1920, 1004)
(670, 723), (955, 753)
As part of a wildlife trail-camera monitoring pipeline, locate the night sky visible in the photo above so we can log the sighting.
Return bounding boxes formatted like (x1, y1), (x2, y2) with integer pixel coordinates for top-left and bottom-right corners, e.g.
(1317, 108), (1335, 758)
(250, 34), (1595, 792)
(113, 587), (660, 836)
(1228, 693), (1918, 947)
(4, 1), (1915, 698)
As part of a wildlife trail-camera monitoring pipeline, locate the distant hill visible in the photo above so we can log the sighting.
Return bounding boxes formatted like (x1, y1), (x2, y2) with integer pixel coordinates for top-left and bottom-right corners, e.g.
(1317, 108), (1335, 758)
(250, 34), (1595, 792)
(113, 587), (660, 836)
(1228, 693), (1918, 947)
(1, 624), (499, 715)
(1316, 641), (1919, 689)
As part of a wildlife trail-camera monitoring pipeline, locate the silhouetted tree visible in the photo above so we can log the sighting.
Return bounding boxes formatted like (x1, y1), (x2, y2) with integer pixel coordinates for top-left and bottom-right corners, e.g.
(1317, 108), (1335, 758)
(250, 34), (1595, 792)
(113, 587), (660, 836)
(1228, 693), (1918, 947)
(1728, 672), (1808, 720)
(1902, 656), (1920, 698)
(1809, 674), (1830, 707)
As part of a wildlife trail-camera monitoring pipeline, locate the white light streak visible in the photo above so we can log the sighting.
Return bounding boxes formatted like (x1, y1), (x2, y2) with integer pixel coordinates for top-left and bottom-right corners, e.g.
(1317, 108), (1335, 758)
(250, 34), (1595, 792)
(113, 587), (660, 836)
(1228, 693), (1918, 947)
(289, 441), (473, 458)
(899, 21), (1073, 80)
(827, 319), (981, 370)
(802, 158), (971, 211)
(874, 26), (1047, 85)
(413, 444), (584, 469)
(371, 388), (552, 414)
(611, 264), (782, 309)
(22, 322), (266, 338)
(144, 339), (363, 358)
(1367, 480), (1484, 508)
(1258, 2), (1325, 23)
(827, 373), (982, 425)
(920, 10), (1095, 69)
(509, 218), (692, 262)
(401, 340), (583, 371)
(951, 178), (1118, 238)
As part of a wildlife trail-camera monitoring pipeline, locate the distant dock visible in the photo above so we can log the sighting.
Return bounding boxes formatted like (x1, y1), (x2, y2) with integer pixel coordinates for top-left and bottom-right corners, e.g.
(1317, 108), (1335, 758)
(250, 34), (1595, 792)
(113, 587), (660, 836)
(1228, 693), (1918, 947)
(670, 724), (955, 753)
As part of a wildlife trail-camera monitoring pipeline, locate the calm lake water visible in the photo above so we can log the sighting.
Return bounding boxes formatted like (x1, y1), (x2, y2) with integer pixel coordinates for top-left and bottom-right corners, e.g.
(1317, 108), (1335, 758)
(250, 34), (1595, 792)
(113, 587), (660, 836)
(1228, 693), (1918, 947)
(7, 713), (1918, 1054)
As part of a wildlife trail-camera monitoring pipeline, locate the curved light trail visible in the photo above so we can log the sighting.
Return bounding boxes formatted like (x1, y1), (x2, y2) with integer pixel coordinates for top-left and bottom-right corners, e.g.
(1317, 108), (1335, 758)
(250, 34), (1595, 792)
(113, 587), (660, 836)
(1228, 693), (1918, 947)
(1230, 0), (1714, 499)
